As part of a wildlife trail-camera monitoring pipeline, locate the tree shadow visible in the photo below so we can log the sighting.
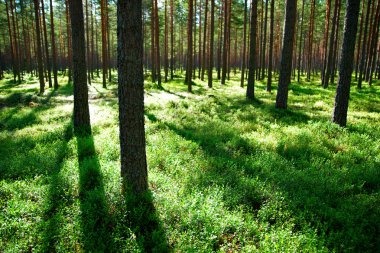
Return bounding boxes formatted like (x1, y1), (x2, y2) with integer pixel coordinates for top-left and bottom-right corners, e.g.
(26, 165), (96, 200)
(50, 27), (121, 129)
(76, 133), (113, 251)
(117, 190), (171, 252)
(155, 110), (379, 252)
(40, 123), (74, 252)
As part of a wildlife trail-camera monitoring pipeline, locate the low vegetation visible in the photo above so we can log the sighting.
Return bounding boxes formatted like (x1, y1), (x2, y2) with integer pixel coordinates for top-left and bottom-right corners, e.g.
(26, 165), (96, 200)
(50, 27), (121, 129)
(1, 73), (379, 252)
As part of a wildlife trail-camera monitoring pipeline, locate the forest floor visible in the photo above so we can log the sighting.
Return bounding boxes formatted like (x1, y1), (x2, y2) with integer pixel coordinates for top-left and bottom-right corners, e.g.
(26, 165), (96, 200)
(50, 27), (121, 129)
(0, 72), (380, 252)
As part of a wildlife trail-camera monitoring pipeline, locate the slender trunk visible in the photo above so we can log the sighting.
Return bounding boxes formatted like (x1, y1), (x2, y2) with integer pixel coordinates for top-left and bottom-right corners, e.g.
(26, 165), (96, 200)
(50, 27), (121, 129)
(307, 0), (315, 81)
(262, 0), (268, 80)
(34, 0), (44, 94)
(170, 0), (174, 79)
(221, 0), (228, 85)
(358, 0), (371, 88)
(154, 0), (161, 86)
(86, 0), (91, 85)
(297, 0), (304, 83)
(185, 0), (194, 91)
(164, 0), (169, 82)
(65, 0), (72, 82)
(240, 0), (248, 87)
(208, 0), (214, 88)
(50, 0), (58, 88)
(217, 3), (222, 80)
(246, 0), (257, 99)
(355, 1), (365, 80)
(267, 0), (275, 90)
(321, 0), (331, 84)
(201, 0), (209, 80)
(151, 0), (156, 82)
(101, 0), (108, 88)
(5, 0), (16, 82)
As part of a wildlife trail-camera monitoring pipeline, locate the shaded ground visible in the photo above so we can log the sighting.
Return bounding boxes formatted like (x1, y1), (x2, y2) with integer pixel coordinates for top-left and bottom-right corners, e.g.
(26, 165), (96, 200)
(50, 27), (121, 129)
(0, 72), (379, 252)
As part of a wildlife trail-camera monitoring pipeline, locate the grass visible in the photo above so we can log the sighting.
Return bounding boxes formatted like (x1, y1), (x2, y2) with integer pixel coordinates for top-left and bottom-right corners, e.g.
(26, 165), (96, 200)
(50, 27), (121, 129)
(0, 71), (379, 252)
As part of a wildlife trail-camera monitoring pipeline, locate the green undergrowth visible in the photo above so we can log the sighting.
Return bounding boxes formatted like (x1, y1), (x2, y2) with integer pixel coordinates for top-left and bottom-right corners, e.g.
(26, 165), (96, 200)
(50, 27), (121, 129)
(0, 72), (379, 252)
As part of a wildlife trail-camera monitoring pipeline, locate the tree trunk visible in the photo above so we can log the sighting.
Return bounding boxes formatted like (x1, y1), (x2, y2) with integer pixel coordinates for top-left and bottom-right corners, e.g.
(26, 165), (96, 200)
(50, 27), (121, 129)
(240, 0), (248, 87)
(33, 0), (45, 94)
(151, 0), (156, 82)
(246, 0), (257, 100)
(41, 0), (52, 88)
(85, 0), (91, 85)
(117, 0), (148, 194)
(208, 0), (214, 88)
(5, 0), (17, 82)
(164, 0), (169, 82)
(297, 0), (304, 83)
(332, 0), (360, 127)
(358, 0), (371, 89)
(262, 0), (268, 80)
(201, 0), (209, 81)
(275, 0), (297, 109)
(323, 0), (340, 88)
(185, 0), (194, 91)
(321, 0), (331, 84)
(307, 0), (315, 81)
(50, 0), (58, 88)
(101, 0), (108, 88)
(221, 0), (228, 85)
(65, 0), (72, 82)
(267, 0), (275, 90)
(170, 0), (174, 80)
(69, 0), (91, 133)
(154, 0), (162, 87)
(355, 1), (366, 80)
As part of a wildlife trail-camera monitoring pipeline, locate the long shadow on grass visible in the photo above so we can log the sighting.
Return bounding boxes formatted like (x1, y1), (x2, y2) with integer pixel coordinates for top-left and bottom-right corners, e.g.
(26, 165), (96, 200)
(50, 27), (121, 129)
(40, 123), (74, 251)
(158, 113), (379, 252)
(76, 133), (113, 251)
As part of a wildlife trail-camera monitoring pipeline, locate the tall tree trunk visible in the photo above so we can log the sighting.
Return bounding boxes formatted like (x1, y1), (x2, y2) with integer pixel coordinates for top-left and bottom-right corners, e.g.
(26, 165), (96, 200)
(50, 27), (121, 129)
(208, 0), (214, 88)
(41, 0), (52, 88)
(90, 0), (95, 79)
(101, 0), (108, 88)
(321, 0), (331, 84)
(275, 0), (297, 109)
(201, 0), (209, 81)
(323, 0), (340, 88)
(170, 0), (174, 80)
(117, 0), (148, 194)
(262, 0), (268, 80)
(330, 0), (342, 85)
(86, 0), (91, 85)
(69, 0), (91, 133)
(358, 0), (371, 88)
(185, 0), (194, 91)
(267, 0), (275, 90)
(65, 0), (72, 82)
(34, 0), (44, 94)
(164, 0), (169, 82)
(332, 0), (360, 127)
(240, 0), (248, 87)
(107, 6), (112, 82)
(151, 0), (156, 82)
(297, 0), (304, 83)
(198, 0), (202, 79)
(246, 0), (257, 100)
(5, 0), (17, 82)
(221, 0), (228, 85)
(50, 0), (58, 88)
(154, 0), (161, 87)
(355, 1), (366, 80)
(307, 0), (315, 81)
(217, 3), (222, 80)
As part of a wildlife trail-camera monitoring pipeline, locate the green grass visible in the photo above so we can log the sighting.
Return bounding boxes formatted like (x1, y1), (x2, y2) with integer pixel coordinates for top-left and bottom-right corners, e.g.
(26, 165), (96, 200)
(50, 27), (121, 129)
(0, 71), (379, 252)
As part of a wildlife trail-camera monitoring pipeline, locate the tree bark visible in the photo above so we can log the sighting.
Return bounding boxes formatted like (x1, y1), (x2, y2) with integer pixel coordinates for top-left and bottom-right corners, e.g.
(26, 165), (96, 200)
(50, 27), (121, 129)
(358, 0), (371, 89)
(33, 0), (45, 94)
(101, 0), (108, 88)
(41, 0), (52, 88)
(185, 0), (194, 91)
(267, 0), (274, 90)
(240, 0), (248, 87)
(117, 0), (148, 194)
(221, 0), (228, 85)
(154, 0), (162, 87)
(208, 0), (214, 88)
(275, 0), (297, 109)
(246, 0), (257, 100)
(201, 0), (209, 81)
(50, 0), (59, 88)
(332, 0), (361, 127)
(69, 0), (91, 133)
